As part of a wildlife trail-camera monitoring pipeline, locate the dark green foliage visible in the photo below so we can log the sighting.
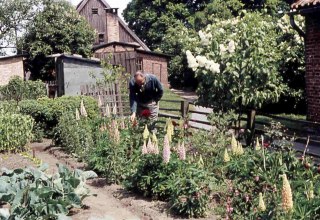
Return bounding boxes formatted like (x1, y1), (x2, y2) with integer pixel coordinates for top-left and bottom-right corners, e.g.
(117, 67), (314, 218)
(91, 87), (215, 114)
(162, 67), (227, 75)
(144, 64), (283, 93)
(31, 122), (45, 143)
(0, 163), (97, 219)
(53, 113), (95, 160)
(88, 119), (142, 184)
(125, 154), (215, 217)
(22, 0), (95, 80)
(0, 76), (47, 103)
(19, 96), (99, 135)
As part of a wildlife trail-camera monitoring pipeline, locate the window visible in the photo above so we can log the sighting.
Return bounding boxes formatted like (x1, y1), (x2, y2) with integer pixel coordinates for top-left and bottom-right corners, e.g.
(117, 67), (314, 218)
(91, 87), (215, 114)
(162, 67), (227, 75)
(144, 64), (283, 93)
(92, 8), (98, 14)
(98, 34), (104, 43)
(136, 58), (143, 71)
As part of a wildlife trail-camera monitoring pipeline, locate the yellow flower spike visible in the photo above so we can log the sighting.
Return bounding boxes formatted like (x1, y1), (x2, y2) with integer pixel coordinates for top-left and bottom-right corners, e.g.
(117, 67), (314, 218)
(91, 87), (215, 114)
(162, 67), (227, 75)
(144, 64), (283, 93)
(281, 174), (293, 212)
(80, 99), (88, 117)
(167, 130), (172, 143)
(143, 125), (149, 140)
(75, 108), (80, 121)
(231, 134), (238, 154)
(258, 193), (266, 211)
(307, 182), (314, 200)
(198, 155), (204, 167)
(152, 132), (158, 144)
(255, 137), (261, 150)
(237, 141), (244, 155)
(223, 148), (230, 162)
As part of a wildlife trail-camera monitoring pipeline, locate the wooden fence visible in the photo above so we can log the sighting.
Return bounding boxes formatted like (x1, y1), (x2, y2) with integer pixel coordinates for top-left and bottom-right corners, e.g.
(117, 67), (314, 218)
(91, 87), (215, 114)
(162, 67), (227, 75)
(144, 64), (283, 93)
(79, 86), (320, 147)
(80, 82), (130, 116)
(158, 99), (320, 145)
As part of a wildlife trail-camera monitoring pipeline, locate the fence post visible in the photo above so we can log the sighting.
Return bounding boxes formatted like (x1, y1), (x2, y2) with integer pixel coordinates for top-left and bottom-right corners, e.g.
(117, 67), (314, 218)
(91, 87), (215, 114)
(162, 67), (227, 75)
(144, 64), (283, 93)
(181, 100), (189, 118)
(246, 109), (256, 147)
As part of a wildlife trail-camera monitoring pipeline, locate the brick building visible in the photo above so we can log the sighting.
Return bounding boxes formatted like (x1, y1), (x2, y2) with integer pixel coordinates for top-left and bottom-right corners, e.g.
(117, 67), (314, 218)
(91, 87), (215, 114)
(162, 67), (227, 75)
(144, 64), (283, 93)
(291, 0), (320, 122)
(0, 55), (25, 86)
(76, 0), (169, 86)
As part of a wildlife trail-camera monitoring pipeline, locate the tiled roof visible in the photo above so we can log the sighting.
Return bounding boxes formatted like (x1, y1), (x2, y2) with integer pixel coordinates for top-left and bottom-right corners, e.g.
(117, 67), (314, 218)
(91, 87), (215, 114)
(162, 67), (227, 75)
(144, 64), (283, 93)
(291, 0), (320, 9)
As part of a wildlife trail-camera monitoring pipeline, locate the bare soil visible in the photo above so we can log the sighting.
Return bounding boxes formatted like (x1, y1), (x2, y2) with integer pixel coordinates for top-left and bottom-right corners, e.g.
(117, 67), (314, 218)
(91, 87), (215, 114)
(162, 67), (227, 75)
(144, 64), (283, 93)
(0, 139), (217, 220)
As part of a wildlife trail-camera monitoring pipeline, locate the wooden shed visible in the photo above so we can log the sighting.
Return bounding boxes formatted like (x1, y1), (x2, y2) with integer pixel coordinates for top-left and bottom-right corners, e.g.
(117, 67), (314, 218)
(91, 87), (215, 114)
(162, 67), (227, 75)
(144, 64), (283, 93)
(76, 0), (169, 86)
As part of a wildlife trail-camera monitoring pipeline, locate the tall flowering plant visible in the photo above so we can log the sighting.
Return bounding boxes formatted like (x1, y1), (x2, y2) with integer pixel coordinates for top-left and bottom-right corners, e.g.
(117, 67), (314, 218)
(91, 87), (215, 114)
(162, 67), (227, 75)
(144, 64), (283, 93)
(186, 11), (286, 111)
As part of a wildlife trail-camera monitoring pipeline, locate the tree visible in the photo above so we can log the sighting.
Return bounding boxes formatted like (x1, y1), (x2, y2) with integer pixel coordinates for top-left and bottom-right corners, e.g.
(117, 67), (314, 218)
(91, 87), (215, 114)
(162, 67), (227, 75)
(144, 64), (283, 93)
(22, 0), (95, 80)
(123, 0), (210, 51)
(0, 0), (41, 53)
(186, 12), (286, 111)
(123, 0), (296, 89)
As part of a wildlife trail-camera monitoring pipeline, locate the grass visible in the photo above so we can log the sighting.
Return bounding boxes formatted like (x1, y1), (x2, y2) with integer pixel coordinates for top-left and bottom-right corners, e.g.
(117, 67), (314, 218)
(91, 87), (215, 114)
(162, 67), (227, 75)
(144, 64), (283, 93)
(159, 89), (183, 115)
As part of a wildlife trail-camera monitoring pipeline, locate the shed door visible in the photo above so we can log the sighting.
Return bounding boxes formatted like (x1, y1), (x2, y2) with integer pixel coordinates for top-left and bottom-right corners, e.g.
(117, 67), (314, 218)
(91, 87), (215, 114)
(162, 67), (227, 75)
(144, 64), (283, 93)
(152, 63), (162, 82)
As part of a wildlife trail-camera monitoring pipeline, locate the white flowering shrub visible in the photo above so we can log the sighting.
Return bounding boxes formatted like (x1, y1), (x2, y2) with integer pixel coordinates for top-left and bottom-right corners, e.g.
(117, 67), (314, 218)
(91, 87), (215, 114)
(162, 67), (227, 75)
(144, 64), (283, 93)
(186, 11), (293, 111)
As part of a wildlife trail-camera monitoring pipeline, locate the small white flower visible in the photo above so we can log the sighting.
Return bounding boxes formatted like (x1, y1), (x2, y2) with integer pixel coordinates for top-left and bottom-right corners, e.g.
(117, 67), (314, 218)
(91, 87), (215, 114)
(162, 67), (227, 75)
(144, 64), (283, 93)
(199, 30), (210, 46)
(228, 40), (236, 53)
(219, 44), (227, 54)
(196, 55), (207, 67)
(186, 50), (199, 70)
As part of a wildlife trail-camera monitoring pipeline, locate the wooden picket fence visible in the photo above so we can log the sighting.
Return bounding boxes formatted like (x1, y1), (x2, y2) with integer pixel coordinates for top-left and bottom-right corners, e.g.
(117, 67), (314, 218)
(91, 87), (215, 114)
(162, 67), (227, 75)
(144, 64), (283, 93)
(80, 82), (130, 116)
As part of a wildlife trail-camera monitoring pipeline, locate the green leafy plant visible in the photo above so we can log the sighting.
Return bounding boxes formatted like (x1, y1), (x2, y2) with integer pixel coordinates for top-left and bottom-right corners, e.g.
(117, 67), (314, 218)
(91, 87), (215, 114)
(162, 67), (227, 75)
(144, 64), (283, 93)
(0, 76), (46, 103)
(0, 163), (97, 219)
(53, 113), (94, 160)
(88, 118), (142, 184)
(0, 112), (34, 152)
(19, 96), (99, 136)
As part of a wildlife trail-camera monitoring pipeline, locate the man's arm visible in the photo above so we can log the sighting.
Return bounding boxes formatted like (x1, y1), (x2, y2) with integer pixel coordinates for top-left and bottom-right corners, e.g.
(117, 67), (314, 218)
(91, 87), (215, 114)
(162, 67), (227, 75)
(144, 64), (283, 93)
(154, 77), (164, 102)
(129, 81), (137, 113)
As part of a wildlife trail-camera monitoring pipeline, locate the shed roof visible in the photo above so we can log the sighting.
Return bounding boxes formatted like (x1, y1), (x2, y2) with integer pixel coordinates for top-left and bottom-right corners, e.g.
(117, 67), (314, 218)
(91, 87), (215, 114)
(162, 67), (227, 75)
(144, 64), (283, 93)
(0, 54), (26, 61)
(76, 0), (111, 11)
(47, 54), (101, 65)
(92, 41), (141, 51)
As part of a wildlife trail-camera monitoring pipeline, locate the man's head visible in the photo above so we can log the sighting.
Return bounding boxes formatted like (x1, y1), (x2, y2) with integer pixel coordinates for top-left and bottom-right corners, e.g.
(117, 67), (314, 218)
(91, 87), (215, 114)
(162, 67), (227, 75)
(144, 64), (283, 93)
(134, 71), (146, 86)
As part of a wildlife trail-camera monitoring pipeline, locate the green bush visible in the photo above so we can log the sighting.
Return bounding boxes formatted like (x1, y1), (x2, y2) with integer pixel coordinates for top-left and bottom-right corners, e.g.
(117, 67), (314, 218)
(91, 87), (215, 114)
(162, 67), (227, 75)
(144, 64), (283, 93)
(0, 101), (19, 113)
(125, 154), (215, 217)
(53, 113), (95, 160)
(19, 96), (99, 135)
(88, 118), (142, 184)
(0, 113), (34, 152)
(0, 76), (46, 102)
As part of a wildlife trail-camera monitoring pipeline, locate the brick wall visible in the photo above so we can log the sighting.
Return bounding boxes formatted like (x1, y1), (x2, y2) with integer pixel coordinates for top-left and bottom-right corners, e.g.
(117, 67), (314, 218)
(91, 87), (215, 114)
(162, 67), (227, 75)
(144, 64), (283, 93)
(106, 12), (119, 42)
(0, 56), (24, 86)
(138, 53), (169, 87)
(305, 13), (320, 122)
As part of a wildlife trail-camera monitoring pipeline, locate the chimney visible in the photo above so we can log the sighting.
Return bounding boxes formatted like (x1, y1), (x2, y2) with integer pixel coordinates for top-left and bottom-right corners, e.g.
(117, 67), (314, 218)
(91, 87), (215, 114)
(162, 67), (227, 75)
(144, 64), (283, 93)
(105, 8), (120, 42)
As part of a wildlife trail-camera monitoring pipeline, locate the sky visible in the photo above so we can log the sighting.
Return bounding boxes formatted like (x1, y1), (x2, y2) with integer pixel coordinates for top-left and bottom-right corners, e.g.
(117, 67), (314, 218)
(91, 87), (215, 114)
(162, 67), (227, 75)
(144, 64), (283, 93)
(69, 0), (131, 20)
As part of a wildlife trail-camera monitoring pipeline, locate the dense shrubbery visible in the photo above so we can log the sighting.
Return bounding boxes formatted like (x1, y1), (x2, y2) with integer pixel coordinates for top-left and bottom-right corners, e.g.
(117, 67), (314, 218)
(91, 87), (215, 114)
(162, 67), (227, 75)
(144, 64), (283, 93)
(0, 113), (34, 152)
(19, 96), (99, 136)
(0, 76), (46, 102)
(53, 113), (95, 159)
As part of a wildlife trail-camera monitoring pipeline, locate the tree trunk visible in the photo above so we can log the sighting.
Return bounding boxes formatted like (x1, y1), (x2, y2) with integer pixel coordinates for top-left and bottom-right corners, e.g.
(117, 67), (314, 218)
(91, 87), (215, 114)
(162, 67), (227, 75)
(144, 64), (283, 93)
(246, 109), (256, 147)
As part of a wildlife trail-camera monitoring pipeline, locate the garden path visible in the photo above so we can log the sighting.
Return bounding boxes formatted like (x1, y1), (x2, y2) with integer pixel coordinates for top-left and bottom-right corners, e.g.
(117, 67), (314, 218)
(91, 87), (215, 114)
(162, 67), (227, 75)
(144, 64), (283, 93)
(29, 140), (217, 220)
(170, 89), (213, 131)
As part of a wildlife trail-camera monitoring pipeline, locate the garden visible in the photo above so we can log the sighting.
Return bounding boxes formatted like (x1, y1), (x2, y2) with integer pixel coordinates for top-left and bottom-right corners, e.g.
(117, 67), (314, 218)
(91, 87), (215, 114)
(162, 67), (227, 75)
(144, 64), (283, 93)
(1, 0), (319, 219)
(1, 72), (320, 220)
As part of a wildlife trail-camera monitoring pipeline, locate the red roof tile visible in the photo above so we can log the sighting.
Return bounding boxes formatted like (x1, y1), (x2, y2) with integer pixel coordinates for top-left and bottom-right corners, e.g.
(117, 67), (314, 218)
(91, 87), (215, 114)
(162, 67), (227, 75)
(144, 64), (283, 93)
(291, 0), (320, 9)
